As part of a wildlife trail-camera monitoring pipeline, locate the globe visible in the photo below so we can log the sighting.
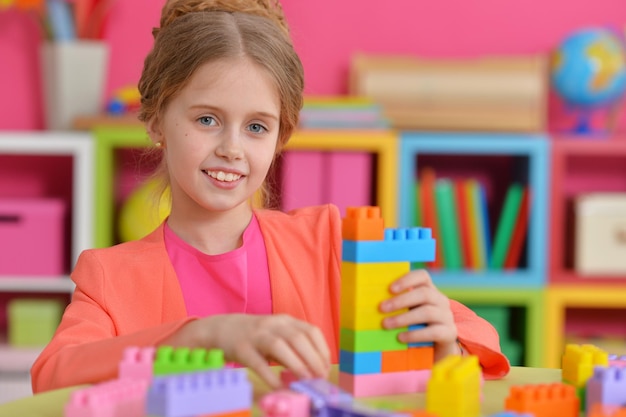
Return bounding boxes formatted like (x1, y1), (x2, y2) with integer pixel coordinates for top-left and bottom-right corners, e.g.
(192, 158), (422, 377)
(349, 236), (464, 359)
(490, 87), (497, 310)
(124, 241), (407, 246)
(551, 28), (626, 133)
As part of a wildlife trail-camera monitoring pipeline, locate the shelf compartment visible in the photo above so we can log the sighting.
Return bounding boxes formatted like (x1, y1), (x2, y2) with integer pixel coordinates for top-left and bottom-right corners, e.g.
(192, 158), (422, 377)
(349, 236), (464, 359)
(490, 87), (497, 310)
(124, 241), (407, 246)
(544, 285), (626, 368)
(550, 138), (626, 285)
(399, 132), (549, 287)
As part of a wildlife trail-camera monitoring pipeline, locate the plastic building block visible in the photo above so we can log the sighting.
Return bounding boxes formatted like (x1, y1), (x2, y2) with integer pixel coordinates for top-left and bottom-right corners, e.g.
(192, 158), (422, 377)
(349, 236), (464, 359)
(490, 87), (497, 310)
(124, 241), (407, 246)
(65, 378), (148, 417)
(324, 400), (410, 417)
(586, 366), (626, 414)
(380, 347), (434, 373)
(487, 413), (534, 417)
(340, 328), (405, 353)
(340, 350), (382, 374)
(407, 346), (435, 370)
(342, 228), (436, 263)
(289, 378), (352, 414)
(562, 344), (609, 387)
(118, 346), (155, 382)
(407, 324), (434, 348)
(338, 370), (431, 397)
(609, 354), (626, 368)
(341, 261), (410, 289)
(589, 404), (626, 417)
(342, 206), (385, 241)
(426, 355), (481, 417)
(504, 383), (579, 417)
(203, 411), (250, 417)
(153, 345), (225, 375)
(146, 368), (252, 417)
(259, 390), (311, 417)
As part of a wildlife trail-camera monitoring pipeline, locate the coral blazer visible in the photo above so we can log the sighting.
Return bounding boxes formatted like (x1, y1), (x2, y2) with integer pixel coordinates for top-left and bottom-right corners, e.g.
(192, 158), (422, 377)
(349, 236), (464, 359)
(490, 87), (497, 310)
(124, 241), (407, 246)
(31, 205), (509, 393)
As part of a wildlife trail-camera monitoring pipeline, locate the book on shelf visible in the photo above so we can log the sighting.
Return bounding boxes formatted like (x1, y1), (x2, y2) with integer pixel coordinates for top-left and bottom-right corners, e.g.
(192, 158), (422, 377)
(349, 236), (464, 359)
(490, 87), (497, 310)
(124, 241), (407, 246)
(490, 183), (525, 269)
(434, 179), (464, 269)
(418, 168), (443, 269)
(504, 187), (531, 270)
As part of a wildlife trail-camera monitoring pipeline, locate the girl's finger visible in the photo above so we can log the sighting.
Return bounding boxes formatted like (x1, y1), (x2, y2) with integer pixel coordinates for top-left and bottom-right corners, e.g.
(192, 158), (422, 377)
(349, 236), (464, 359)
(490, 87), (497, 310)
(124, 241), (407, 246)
(294, 322), (331, 372)
(389, 269), (433, 294)
(286, 327), (330, 379)
(259, 334), (312, 380)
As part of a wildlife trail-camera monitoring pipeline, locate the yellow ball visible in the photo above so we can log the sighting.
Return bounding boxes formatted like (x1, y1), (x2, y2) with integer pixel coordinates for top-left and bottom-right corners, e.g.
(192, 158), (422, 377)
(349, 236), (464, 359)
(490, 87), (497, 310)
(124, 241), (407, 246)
(118, 179), (171, 242)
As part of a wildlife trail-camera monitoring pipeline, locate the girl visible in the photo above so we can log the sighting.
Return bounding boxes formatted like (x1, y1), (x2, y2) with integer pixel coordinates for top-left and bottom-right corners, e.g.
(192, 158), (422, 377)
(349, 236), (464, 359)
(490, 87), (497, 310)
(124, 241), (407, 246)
(31, 0), (509, 393)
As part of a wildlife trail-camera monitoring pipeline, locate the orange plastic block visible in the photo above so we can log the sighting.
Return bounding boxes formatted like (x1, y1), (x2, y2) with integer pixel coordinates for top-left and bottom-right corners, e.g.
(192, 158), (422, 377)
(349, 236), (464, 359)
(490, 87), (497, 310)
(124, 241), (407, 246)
(505, 383), (579, 417)
(197, 411), (250, 417)
(342, 206), (385, 241)
(589, 404), (626, 417)
(381, 350), (409, 373)
(408, 346), (435, 370)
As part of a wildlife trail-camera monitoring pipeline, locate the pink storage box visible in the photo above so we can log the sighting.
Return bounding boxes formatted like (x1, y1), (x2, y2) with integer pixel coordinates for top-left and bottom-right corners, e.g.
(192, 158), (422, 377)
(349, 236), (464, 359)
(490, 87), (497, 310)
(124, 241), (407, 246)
(0, 198), (66, 276)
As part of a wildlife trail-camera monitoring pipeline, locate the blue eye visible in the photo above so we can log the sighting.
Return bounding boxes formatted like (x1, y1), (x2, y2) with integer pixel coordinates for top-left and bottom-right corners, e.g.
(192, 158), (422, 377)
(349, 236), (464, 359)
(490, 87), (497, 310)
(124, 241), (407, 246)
(249, 123), (267, 133)
(199, 116), (216, 126)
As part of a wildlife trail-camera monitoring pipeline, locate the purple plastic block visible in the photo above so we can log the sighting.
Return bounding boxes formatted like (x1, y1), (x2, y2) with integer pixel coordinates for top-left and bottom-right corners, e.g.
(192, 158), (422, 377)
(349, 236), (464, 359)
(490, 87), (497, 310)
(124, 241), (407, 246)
(65, 378), (148, 417)
(118, 346), (155, 382)
(290, 378), (353, 417)
(146, 368), (252, 417)
(586, 366), (626, 414)
(325, 400), (409, 417)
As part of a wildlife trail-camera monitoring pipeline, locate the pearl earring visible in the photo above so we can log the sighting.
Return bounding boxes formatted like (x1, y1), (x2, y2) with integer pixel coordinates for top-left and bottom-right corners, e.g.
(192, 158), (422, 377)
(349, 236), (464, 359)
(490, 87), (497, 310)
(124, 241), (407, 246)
(155, 141), (163, 148)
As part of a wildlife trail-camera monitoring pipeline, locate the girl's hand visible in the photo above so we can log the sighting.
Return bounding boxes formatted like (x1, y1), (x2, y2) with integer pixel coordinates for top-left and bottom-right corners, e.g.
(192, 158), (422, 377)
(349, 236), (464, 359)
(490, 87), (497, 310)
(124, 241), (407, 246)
(169, 314), (331, 389)
(380, 269), (460, 361)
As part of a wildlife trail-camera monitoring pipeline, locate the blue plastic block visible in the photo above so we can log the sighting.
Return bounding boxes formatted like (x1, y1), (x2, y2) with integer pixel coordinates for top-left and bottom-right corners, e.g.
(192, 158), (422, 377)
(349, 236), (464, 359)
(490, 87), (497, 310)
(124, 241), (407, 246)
(339, 350), (382, 375)
(290, 378), (353, 415)
(407, 324), (434, 348)
(342, 228), (436, 263)
(146, 368), (251, 417)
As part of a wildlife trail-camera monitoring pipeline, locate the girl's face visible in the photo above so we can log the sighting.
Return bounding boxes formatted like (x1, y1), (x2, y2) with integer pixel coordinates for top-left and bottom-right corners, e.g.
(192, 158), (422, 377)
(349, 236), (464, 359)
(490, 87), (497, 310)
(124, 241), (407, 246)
(150, 57), (280, 221)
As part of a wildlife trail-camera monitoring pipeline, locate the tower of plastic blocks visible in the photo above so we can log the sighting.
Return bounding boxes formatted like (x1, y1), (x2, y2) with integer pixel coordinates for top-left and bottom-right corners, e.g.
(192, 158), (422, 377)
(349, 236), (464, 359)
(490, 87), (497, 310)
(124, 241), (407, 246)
(426, 355), (482, 417)
(338, 206), (436, 397)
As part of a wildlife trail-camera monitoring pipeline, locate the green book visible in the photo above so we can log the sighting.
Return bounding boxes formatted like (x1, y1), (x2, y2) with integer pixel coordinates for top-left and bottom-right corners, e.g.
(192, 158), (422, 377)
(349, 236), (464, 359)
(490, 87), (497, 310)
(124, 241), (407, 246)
(434, 179), (463, 270)
(490, 183), (524, 269)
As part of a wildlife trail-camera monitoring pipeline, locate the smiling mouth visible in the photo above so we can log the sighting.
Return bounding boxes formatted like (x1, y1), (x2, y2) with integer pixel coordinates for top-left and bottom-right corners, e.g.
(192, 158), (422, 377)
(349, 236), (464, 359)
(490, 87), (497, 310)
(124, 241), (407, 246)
(204, 170), (243, 182)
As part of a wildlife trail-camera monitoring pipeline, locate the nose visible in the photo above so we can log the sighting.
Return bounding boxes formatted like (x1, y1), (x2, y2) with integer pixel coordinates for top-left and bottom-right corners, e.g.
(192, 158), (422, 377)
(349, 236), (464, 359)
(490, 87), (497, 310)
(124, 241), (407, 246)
(215, 128), (244, 161)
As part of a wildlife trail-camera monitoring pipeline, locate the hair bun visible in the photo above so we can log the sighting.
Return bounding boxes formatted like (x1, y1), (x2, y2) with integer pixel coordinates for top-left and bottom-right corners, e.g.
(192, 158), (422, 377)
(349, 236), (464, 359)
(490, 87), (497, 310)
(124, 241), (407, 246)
(155, 0), (290, 38)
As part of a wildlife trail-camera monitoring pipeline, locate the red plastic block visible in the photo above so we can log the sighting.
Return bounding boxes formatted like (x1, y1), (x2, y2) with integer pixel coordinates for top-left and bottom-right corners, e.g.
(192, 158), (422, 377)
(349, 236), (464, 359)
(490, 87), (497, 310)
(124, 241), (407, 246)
(65, 378), (148, 417)
(260, 390), (310, 417)
(505, 383), (579, 417)
(338, 369), (431, 397)
(118, 346), (155, 382)
(342, 206), (385, 241)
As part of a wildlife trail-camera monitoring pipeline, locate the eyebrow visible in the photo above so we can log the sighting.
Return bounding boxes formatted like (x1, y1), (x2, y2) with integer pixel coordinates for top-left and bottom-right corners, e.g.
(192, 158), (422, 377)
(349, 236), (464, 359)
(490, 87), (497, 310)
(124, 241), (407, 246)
(189, 105), (279, 121)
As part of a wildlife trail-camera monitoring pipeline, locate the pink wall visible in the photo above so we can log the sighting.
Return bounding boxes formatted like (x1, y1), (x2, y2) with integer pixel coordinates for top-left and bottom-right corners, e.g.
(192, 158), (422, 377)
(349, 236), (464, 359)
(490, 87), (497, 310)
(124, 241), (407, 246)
(1, 0), (625, 130)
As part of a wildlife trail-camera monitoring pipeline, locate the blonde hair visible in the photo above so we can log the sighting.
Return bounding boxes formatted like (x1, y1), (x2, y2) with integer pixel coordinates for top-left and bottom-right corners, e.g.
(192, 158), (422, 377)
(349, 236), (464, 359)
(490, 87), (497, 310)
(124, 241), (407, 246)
(138, 0), (303, 208)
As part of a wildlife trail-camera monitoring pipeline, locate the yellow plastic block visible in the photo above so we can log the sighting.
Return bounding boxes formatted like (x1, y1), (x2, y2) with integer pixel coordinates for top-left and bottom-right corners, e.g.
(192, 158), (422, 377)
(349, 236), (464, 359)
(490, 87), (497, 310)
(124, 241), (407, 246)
(426, 355), (481, 417)
(562, 344), (609, 387)
(340, 302), (393, 330)
(342, 261), (410, 288)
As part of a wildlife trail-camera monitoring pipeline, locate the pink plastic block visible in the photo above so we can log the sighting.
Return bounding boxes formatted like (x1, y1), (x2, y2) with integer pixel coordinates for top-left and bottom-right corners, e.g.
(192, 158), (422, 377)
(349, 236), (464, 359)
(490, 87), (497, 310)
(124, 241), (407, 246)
(281, 151), (325, 211)
(338, 369), (431, 397)
(65, 378), (148, 417)
(259, 390), (311, 417)
(327, 152), (373, 217)
(118, 346), (155, 382)
(0, 198), (65, 276)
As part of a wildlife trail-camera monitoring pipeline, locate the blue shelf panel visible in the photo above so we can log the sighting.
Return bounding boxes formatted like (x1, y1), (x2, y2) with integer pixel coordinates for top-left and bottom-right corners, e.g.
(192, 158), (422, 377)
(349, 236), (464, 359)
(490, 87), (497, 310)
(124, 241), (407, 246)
(398, 132), (550, 287)
(428, 270), (544, 288)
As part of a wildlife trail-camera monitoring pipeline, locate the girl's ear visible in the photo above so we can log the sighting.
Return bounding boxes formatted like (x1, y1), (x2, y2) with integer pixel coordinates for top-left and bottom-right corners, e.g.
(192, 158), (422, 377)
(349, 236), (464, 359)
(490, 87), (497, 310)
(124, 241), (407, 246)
(146, 117), (163, 146)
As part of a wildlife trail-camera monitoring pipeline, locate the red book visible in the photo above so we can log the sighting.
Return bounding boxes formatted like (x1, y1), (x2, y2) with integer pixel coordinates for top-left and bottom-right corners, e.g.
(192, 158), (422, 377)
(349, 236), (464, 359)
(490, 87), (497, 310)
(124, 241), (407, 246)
(504, 187), (531, 269)
(419, 168), (443, 269)
(454, 179), (471, 269)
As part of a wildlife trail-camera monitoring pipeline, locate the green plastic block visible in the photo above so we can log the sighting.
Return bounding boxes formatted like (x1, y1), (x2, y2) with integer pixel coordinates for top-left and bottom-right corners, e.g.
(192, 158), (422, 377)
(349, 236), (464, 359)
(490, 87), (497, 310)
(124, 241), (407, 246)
(8, 299), (64, 347)
(153, 346), (225, 375)
(340, 328), (405, 352)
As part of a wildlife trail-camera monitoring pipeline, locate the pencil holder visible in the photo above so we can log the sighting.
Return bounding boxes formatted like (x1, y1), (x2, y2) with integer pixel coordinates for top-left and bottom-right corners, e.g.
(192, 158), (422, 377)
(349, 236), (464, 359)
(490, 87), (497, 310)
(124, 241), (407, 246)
(40, 40), (109, 130)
